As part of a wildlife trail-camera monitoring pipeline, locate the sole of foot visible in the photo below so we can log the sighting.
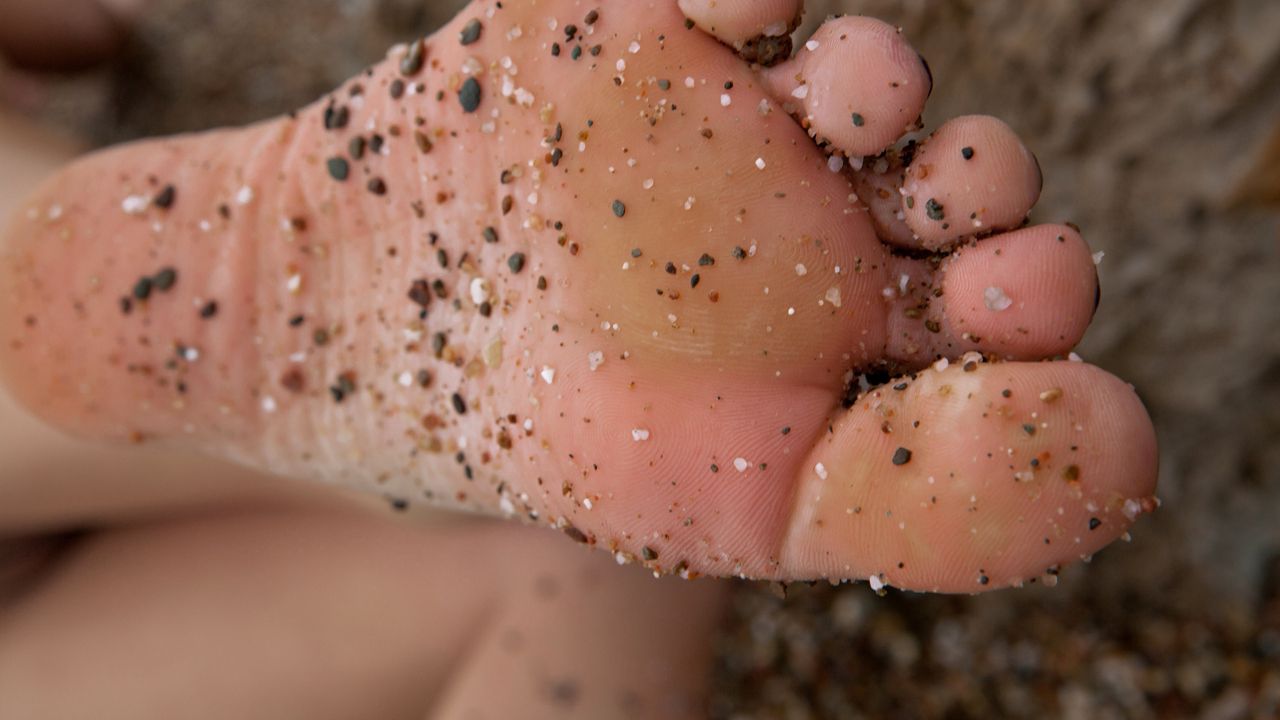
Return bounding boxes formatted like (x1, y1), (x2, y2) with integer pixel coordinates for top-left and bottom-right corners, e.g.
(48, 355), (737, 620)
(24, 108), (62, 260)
(0, 0), (1156, 592)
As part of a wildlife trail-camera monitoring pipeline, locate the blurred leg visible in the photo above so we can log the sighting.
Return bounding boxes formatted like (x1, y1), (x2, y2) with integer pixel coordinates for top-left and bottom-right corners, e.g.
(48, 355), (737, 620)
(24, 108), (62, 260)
(0, 502), (726, 720)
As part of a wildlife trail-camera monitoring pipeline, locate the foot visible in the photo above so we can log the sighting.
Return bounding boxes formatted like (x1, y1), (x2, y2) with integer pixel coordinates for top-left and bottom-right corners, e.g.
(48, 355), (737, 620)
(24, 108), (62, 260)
(0, 0), (1157, 592)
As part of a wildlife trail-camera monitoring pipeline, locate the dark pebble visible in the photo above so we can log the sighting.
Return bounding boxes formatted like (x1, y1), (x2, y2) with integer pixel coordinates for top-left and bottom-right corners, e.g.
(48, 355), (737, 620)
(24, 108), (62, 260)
(400, 39), (425, 76)
(154, 185), (176, 209)
(459, 77), (482, 113)
(153, 267), (177, 291)
(327, 157), (350, 181)
(460, 19), (483, 45)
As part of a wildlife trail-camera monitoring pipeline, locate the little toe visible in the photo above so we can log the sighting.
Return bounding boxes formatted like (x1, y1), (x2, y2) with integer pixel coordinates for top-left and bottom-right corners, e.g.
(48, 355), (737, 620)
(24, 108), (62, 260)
(762, 16), (931, 158)
(853, 149), (917, 248)
(677, 0), (803, 65)
(902, 115), (1042, 250)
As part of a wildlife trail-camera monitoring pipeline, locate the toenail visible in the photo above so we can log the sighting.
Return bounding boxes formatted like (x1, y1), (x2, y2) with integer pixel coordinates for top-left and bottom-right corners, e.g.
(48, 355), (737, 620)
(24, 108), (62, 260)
(917, 52), (934, 98)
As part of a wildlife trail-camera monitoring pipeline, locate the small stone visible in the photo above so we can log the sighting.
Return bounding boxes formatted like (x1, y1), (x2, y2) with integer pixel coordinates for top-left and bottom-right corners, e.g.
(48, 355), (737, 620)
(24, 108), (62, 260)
(459, 77), (482, 113)
(926, 198), (945, 221)
(984, 286), (1013, 312)
(1040, 388), (1064, 403)
(400, 39), (425, 76)
(327, 157), (350, 181)
(154, 185), (177, 209)
(459, 19), (483, 46)
(132, 277), (153, 301)
(152, 267), (178, 292)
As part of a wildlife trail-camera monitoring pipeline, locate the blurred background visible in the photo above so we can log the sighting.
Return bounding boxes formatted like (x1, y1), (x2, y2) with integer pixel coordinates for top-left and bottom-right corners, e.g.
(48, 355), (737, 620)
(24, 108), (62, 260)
(3, 0), (1279, 717)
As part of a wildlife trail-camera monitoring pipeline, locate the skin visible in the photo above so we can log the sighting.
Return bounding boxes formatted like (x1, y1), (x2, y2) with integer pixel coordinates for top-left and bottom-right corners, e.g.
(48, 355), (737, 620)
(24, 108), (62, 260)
(0, 0), (1157, 592)
(0, 0), (1162, 712)
(0, 101), (725, 720)
(0, 500), (725, 720)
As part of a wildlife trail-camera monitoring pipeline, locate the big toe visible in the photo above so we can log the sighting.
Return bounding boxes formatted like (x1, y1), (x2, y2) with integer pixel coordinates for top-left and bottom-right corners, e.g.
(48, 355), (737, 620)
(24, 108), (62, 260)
(784, 360), (1158, 592)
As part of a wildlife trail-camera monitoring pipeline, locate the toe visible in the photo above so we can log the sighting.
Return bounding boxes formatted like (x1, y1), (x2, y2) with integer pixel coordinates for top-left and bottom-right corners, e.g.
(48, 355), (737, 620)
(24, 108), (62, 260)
(783, 360), (1158, 592)
(677, 0), (803, 64)
(884, 224), (1099, 365)
(763, 16), (931, 158)
(902, 115), (1042, 250)
(853, 151), (917, 248)
(940, 224), (1098, 360)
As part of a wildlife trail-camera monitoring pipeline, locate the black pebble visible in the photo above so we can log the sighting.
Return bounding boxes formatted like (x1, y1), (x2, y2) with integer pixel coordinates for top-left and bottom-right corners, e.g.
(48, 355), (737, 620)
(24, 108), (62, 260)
(400, 40), (425, 76)
(892, 447), (913, 466)
(460, 19), (483, 46)
(154, 185), (177, 209)
(926, 198), (945, 221)
(153, 267), (178, 292)
(327, 157), (350, 181)
(459, 77), (482, 113)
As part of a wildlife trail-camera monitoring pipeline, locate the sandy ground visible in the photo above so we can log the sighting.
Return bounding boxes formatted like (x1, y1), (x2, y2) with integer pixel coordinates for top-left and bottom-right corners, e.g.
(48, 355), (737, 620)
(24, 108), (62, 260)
(15, 0), (1280, 717)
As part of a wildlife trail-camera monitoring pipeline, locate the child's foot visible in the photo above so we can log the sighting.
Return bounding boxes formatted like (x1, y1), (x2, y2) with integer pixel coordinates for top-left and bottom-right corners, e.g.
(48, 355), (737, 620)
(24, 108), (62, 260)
(0, 0), (1157, 592)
